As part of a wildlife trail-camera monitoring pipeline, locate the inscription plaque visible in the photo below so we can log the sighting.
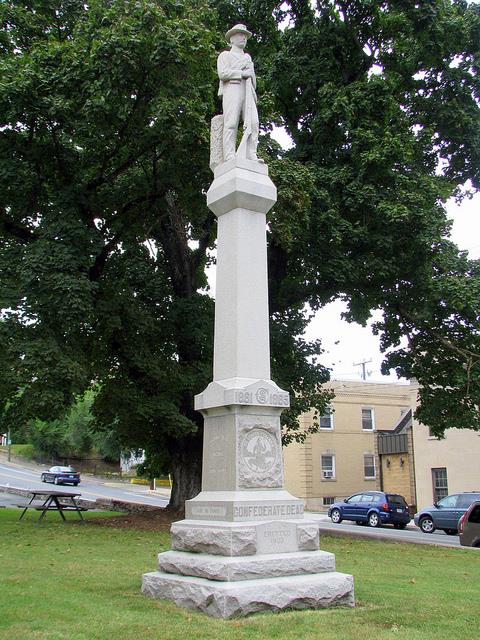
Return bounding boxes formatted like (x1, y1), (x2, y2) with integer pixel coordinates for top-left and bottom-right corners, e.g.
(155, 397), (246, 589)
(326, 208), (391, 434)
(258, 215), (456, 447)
(190, 505), (227, 517)
(256, 521), (297, 554)
(233, 502), (304, 520)
(207, 421), (228, 481)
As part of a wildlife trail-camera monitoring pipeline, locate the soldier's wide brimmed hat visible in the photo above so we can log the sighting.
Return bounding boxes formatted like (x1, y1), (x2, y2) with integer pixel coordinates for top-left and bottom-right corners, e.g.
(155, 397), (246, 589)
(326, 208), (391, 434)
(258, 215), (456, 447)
(225, 24), (252, 42)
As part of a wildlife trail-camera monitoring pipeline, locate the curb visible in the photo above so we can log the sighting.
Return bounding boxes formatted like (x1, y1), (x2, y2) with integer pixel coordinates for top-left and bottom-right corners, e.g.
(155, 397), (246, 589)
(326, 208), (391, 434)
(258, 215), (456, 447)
(317, 523), (465, 549)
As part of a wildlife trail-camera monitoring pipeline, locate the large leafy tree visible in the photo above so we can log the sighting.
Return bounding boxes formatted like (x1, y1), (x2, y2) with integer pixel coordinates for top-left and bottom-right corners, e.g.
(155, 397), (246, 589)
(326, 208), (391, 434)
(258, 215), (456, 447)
(243, 0), (480, 434)
(1, 1), (479, 507)
(260, 0), (480, 434)
(0, 0), (330, 507)
(0, 0), (219, 507)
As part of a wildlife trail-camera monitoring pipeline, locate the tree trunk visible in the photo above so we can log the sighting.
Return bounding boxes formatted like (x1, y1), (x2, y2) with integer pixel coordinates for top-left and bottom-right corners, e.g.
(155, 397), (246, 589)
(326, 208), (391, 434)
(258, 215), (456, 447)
(168, 430), (203, 510)
(158, 196), (211, 511)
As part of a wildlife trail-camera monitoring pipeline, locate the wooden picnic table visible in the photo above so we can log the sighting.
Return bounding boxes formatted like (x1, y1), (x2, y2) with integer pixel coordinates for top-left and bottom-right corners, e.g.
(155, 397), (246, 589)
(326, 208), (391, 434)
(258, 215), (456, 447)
(17, 490), (88, 523)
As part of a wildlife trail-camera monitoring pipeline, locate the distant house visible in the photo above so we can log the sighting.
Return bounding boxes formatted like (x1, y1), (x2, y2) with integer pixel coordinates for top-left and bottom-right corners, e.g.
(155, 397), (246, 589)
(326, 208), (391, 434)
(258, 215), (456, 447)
(283, 379), (480, 511)
(120, 450), (146, 473)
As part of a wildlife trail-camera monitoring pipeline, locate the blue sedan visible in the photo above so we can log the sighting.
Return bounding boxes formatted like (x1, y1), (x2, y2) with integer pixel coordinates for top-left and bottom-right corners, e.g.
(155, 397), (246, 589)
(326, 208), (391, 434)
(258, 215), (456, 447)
(40, 466), (81, 486)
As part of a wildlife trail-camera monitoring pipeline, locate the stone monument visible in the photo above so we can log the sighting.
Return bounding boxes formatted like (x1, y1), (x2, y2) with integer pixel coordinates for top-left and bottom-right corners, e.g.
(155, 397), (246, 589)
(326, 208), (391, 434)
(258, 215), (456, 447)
(141, 24), (354, 618)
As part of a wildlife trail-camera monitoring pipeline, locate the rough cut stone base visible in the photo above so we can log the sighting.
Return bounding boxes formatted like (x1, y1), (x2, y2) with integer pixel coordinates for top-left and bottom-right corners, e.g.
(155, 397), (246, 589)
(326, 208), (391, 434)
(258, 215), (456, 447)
(158, 549), (336, 582)
(142, 570), (354, 619)
(171, 518), (319, 556)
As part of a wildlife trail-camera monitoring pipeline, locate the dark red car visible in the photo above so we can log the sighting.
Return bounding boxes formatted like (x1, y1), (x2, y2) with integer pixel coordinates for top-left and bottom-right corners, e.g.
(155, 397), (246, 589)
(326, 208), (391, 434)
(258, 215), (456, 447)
(458, 501), (480, 547)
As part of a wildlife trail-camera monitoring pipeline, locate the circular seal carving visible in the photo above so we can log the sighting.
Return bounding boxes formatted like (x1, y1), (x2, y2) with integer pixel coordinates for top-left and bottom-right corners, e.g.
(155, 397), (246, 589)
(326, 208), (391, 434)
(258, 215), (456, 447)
(255, 387), (269, 404)
(240, 428), (278, 475)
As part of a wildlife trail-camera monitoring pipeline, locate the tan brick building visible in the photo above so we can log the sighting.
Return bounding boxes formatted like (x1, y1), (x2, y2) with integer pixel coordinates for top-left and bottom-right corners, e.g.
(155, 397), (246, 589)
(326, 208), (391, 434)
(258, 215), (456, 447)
(283, 379), (480, 512)
(283, 380), (412, 511)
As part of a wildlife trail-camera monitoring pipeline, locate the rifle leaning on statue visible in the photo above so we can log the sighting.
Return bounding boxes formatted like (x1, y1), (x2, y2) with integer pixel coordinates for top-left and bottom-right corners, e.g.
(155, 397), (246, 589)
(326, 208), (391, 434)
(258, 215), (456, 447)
(236, 76), (255, 160)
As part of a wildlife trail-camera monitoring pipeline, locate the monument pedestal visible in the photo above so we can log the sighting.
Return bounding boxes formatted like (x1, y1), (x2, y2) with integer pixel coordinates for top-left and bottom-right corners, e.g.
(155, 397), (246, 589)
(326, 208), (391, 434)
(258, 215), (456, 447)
(141, 159), (354, 617)
(142, 569), (354, 619)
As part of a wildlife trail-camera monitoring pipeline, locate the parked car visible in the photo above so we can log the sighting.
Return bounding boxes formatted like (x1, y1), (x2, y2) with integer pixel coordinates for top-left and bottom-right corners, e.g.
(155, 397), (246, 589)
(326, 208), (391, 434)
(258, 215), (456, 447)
(40, 466), (81, 486)
(458, 501), (480, 547)
(328, 491), (411, 528)
(414, 492), (480, 535)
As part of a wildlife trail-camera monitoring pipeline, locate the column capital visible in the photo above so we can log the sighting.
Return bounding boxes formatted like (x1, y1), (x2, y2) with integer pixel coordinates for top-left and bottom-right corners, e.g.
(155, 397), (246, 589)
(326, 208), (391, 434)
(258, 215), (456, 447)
(195, 378), (290, 412)
(207, 159), (277, 217)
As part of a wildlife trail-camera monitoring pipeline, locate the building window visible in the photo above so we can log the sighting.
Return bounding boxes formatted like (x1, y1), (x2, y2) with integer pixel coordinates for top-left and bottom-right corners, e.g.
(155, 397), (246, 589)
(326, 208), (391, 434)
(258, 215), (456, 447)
(321, 455), (335, 480)
(432, 468), (448, 502)
(323, 496), (335, 507)
(364, 454), (376, 479)
(319, 408), (333, 430)
(362, 408), (374, 431)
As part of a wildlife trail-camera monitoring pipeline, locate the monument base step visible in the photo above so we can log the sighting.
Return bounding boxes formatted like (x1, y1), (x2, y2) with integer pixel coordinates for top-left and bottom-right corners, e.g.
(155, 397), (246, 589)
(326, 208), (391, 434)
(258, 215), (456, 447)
(158, 549), (336, 582)
(171, 518), (319, 556)
(142, 570), (354, 618)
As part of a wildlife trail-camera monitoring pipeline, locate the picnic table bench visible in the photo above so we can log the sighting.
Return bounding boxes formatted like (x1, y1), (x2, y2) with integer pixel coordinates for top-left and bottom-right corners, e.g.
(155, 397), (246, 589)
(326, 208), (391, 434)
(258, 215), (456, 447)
(17, 490), (88, 523)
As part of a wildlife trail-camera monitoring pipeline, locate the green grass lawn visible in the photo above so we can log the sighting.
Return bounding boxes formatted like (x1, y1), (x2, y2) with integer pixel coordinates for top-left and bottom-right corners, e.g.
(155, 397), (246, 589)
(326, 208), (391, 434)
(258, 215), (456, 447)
(0, 508), (478, 640)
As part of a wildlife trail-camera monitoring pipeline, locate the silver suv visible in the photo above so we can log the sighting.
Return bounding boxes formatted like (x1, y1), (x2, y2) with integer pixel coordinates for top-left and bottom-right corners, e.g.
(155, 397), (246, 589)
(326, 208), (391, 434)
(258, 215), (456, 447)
(458, 501), (480, 547)
(414, 492), (480, 535)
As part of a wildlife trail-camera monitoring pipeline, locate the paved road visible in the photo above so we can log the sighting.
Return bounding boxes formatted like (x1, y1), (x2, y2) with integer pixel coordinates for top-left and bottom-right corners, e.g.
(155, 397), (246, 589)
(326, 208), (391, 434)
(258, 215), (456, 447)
(0, 457), (468, 548)
(307, 514), (463, 548)
(0, 456), (170, 508)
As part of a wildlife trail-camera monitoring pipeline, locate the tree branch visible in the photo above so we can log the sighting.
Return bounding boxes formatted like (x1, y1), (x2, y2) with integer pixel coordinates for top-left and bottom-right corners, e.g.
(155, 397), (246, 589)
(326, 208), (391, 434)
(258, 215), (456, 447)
(88, 233), (121, 282)
(397, 305), (480, 361)
(88, 192), (163, 282)
(159, 192), (195, 298)
(0, 209), (36, 243)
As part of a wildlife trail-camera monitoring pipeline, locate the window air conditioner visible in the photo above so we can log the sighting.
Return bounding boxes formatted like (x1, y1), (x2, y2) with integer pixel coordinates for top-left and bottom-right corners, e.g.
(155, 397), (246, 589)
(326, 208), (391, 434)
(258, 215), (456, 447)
(323, 470), (333, 479)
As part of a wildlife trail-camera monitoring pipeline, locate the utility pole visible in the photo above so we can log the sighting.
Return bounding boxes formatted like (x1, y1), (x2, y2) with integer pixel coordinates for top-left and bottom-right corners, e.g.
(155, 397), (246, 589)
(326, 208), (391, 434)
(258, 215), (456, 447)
(353, 358), (372, 381)
(7, 428), (11, 462)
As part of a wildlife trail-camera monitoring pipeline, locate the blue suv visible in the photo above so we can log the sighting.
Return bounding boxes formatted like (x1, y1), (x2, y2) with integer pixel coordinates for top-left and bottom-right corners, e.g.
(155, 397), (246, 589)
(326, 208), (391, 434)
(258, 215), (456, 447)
(328, 491), (411, 528)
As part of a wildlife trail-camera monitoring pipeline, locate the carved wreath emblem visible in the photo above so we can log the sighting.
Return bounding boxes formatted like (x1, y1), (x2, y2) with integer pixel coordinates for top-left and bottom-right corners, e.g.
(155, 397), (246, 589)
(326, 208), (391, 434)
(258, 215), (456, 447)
(241, 428), (277, 474)
(237, 422), (283, 488)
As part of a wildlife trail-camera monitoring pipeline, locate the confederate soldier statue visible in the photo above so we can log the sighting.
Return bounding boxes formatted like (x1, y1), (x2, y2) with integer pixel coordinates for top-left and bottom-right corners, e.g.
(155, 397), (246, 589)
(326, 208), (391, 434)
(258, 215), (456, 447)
(215, 24), (260, 164)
